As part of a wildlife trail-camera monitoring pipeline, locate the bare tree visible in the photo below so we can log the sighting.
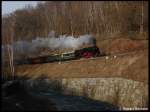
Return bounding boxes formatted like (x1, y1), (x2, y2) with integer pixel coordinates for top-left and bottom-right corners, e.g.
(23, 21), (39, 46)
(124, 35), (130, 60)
(140, 1), (144, 34)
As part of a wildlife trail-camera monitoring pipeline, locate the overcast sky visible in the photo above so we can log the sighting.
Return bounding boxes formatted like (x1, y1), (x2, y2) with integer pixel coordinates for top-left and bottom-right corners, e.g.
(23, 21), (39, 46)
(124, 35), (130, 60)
(2, 1), (39, 15)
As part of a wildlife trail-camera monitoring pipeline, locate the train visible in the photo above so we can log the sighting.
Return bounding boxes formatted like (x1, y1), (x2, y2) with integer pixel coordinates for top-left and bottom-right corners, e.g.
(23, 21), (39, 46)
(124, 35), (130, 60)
(15, 45), (103, 65)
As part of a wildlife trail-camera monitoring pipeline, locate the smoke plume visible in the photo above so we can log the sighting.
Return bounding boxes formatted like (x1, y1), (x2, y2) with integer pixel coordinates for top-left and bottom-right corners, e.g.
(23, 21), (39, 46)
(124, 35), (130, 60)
(2, 31), (96, 56)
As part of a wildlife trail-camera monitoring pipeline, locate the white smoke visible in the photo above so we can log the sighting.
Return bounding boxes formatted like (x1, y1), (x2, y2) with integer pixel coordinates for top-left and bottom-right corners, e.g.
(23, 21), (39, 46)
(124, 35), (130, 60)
(2, 31), (95, 56)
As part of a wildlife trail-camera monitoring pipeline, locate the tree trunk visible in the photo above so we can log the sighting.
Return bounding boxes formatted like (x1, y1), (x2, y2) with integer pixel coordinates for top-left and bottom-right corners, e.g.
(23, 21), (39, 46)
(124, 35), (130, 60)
(140, 2), (144, 34)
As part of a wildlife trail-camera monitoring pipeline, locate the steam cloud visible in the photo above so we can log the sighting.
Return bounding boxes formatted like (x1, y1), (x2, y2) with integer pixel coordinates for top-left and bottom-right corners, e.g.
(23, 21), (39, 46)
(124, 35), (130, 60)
(2, 31), (96, 55)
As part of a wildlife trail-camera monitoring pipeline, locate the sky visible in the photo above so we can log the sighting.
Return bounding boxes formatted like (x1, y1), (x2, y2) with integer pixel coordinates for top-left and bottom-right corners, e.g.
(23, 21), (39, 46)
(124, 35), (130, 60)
(2, 1), (39, 15)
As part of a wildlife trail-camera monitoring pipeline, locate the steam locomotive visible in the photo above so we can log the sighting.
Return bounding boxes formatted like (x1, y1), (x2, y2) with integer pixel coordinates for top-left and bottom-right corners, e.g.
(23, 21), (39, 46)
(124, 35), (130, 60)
(16, 46), (102, 65)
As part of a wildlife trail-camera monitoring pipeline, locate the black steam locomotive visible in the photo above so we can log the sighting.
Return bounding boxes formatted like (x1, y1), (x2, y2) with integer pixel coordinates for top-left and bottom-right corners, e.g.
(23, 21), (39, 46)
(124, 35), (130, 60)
(15, 46), (102, 65)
